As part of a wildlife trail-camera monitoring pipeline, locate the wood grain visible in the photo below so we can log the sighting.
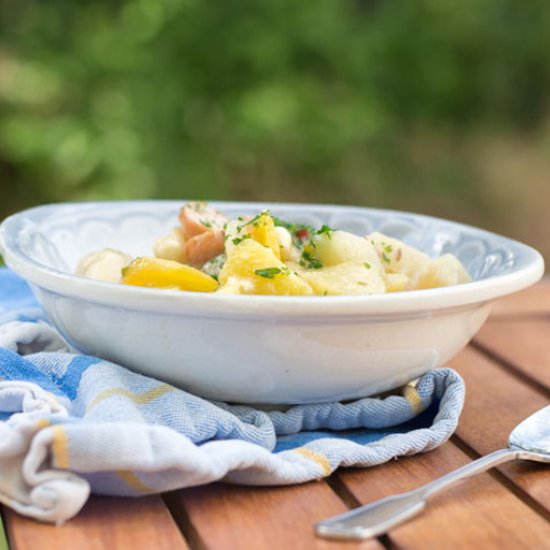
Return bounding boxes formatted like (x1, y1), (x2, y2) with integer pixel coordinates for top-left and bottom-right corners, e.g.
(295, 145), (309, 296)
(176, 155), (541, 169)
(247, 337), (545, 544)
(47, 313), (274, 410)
(490, 279), (550, 318)
(4, 283), (550, 549)
(166, 481), (383, 550)
(450, 346), (550, 512)
(337, 442), (550, 549)
(4, 496), (189, 550)
(474, 319), (550, 390)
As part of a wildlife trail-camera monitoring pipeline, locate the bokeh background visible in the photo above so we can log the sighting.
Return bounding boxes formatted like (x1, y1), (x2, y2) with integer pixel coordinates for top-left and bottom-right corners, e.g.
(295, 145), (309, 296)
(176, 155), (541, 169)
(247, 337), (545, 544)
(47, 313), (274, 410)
(1, 0), (549, 265)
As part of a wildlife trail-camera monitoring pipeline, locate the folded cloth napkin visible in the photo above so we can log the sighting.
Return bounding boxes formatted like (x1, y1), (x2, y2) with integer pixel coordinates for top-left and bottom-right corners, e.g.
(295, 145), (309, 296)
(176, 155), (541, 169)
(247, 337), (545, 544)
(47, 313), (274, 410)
(0, 268), (465, 524)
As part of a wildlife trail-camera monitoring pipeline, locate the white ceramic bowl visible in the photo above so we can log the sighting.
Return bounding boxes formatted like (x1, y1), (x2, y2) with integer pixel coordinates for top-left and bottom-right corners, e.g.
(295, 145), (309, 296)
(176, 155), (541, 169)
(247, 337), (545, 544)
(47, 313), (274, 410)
(0, 201), (544, 404)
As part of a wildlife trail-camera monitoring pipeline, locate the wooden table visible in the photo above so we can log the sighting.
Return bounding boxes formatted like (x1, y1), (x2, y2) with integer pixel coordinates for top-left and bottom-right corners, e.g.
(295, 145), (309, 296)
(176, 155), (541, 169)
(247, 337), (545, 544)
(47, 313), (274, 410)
(2, 281), (550, 549)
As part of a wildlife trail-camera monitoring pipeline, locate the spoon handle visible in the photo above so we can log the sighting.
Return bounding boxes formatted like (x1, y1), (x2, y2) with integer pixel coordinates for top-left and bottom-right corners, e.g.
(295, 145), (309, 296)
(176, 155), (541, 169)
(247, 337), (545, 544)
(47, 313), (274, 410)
(316, 448), (518, 540)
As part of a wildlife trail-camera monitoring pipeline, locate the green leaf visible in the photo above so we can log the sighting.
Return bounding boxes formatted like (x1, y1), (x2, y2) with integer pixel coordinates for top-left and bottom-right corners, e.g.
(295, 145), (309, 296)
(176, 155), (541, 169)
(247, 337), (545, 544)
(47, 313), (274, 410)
(254, 267), (283, 279)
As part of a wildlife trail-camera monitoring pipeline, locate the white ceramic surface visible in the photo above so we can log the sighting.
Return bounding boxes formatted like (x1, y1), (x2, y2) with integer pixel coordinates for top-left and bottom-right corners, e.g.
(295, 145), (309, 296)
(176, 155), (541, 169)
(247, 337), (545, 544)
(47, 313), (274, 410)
(0, 201), (544, 404)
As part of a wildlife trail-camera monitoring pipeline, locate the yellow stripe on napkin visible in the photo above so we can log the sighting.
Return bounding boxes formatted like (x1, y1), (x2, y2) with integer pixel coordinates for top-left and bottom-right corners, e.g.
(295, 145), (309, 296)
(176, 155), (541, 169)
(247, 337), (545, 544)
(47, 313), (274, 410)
(35, 418), (50, 430)
(117, 471), (152, 494)
(403, 384), (424, 415)
(294, 448), (332, 476)
(52, 426), (70, 468)
(86, 384), (174, 412)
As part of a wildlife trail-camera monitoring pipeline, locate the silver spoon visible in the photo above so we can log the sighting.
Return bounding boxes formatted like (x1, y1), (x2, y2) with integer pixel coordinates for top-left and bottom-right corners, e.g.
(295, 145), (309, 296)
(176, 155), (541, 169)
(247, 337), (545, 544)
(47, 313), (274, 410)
(316, 405), (550, 540)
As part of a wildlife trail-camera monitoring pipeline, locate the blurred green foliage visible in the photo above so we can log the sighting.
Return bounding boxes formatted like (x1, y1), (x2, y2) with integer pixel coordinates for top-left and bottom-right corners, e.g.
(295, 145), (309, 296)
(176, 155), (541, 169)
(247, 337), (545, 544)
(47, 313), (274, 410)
(1, 0), (549, 233)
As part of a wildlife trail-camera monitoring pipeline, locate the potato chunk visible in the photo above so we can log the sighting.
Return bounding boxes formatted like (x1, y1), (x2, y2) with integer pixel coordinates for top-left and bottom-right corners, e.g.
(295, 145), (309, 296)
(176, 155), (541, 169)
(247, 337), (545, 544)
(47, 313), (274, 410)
(368, 232), (432, 288)
(225, 211), (282, 260)
(300, 262), (386, 295)
(76, 248), (132, 283)
(384, 272), (410, 292)
(219, 239), (313, 296)
(314, 230), (381, 269)
(248, 212), (281, 259)
(153, 227), (187, 263)
(416, 254), (472, 289)
(122, 257), (218, 292)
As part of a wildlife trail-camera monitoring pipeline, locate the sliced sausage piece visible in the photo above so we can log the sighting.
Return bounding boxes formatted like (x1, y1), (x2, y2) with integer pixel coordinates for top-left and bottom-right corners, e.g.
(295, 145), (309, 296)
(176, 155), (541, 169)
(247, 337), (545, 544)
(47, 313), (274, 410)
(185, 229), (225, 267)
(178, 202), (227, 239)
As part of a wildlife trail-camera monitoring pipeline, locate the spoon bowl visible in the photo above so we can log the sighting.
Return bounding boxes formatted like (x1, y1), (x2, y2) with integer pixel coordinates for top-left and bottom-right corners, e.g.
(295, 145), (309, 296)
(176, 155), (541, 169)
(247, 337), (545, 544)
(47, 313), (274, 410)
(509, 405), (550, 455)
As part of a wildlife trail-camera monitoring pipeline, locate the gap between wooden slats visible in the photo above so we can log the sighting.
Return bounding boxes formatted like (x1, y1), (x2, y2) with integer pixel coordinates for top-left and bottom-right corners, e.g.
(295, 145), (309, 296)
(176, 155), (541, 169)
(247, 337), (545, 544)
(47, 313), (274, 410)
(4, 495), (189, 550)
(5, 285), (549, 550)
(164, 481), (384, 550)
(333, 344), (550, 548)
(163, 310), (550, 550)
(474, 318), (550, 393)
(450, 346), (550, 513)
(336, 440), (550, 549)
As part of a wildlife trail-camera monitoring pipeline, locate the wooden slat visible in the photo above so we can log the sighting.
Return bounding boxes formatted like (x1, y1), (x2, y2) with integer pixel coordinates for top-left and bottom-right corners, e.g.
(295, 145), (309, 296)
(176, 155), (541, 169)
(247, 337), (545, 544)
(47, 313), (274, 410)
(5, 495), (189, 550)
(474, 319), (550, 390)
(450, 346), (550, 512)
(166, 481), (383, 550)
(331, 331), (550, 547)
(490, 279), (550, 318)
(5, 285), (550, 549)
(336, 441), (550, 548)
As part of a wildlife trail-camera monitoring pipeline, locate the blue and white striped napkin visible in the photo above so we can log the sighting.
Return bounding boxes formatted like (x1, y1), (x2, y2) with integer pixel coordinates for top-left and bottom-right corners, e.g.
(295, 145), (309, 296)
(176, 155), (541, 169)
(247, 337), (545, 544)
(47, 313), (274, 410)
(0, 268), (465, 523)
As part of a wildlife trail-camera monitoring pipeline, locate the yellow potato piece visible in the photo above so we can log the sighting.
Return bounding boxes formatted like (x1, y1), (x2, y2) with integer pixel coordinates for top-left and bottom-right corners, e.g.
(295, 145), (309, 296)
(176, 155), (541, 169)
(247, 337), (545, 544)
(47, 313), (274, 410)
(219, 239), (313, 296)
(368, 232), (431, 288)
(247, 212), (281, 259)
(315, 231), (381, 269)
(122, 257), (218, 292)
(384, 272), (410, 292)
(416, 254), (472, 289)
(153, 227), (187, 264)
(76, 248), (132, 283)
(301, 262), (386, 295)
(224, 212), (281, 259)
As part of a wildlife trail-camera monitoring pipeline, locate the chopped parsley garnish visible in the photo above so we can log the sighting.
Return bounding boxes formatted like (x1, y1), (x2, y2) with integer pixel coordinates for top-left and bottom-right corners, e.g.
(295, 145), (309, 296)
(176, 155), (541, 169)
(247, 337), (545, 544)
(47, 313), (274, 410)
(373, 240), (393, 263)
(300, 251), (323, 269)
(202, 253), (227, 278)
(200, 219), (213, 228)
(316, 225), (334, 239)
(364, 262), (371, 269)
(232, 234), (251, 246)
(237, 210), (270, 232)
(254, 267), (284, 279)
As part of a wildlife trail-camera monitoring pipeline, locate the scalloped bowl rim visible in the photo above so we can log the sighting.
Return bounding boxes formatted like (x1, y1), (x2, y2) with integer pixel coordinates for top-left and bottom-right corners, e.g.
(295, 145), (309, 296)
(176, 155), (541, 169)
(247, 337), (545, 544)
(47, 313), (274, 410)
(0, 200), (545, 317)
